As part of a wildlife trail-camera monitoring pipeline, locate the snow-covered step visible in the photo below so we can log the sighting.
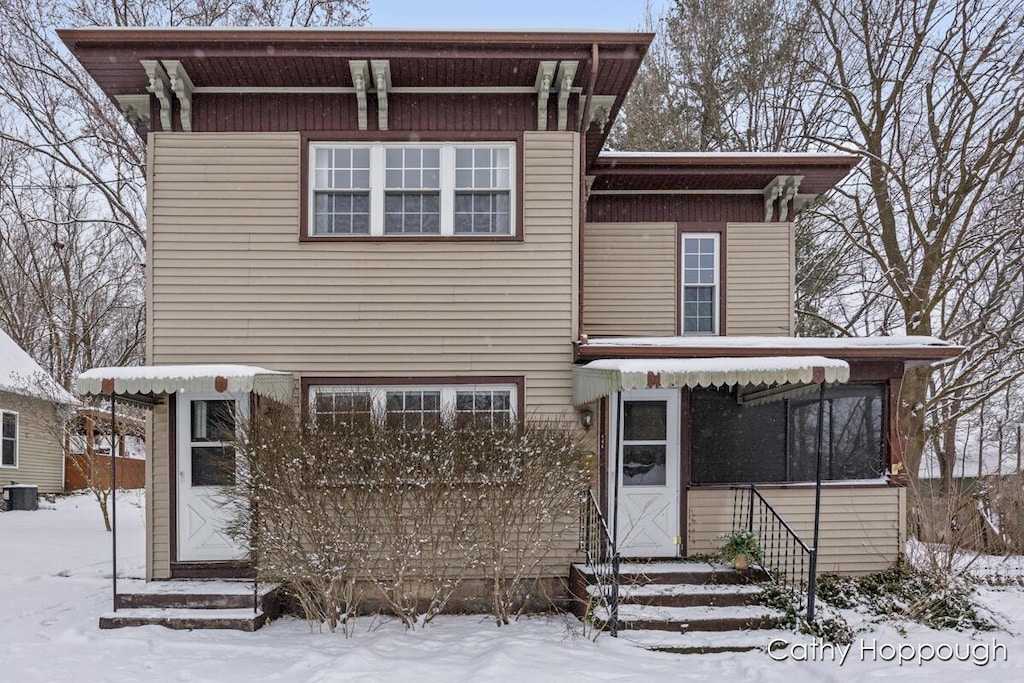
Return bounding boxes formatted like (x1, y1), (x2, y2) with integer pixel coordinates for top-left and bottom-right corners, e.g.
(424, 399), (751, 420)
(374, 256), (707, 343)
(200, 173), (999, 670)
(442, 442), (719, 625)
(618, 628), (802, 654)
(596, 603), (784, 632)
(114, 580), (279, 610)
(99, 607), (267, 631)
(573, 561), (763, 585)
(586, 581), (762, 608)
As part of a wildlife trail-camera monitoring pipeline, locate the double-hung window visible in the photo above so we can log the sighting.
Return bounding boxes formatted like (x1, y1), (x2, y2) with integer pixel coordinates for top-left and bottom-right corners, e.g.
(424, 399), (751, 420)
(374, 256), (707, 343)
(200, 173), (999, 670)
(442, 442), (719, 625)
(681, 234), (719, 334)
(1, 410), (17, 468)
(310, 142), (515, 238)
(310, 383), (517, 429)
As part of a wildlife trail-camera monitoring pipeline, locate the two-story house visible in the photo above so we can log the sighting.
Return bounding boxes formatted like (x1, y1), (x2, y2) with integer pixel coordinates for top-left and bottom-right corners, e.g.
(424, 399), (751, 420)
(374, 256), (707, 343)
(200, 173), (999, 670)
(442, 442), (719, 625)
(64, 28), (957, 602)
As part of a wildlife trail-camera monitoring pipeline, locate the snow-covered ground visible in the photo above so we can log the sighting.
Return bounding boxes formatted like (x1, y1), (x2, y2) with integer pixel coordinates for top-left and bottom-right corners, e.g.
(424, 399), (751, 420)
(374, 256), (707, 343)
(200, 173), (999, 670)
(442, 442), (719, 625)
(3, 493), (1024, 681)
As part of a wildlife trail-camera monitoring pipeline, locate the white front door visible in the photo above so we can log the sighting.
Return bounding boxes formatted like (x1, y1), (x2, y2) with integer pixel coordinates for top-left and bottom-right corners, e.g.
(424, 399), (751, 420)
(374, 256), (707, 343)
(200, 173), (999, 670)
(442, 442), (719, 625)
(610, 389), (680, 557)
(177, 391), (247, 562)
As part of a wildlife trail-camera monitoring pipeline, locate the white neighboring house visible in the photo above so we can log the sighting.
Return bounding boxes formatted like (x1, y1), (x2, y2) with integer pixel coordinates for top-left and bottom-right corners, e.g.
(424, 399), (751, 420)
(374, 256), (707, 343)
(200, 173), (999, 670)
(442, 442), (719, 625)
(0, 329), (79, 494)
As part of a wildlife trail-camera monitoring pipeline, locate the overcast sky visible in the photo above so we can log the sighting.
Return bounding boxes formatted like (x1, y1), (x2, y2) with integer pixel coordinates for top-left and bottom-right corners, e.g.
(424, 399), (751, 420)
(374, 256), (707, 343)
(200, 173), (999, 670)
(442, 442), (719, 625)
(368, 0), (665, 31)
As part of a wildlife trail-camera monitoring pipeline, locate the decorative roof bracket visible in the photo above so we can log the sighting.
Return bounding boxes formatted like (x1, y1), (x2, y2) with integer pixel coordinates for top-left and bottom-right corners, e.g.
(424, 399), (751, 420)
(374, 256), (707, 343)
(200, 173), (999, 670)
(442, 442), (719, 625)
(535, 61), (557, 131)
(764, 175), (805, 221)
(114, 94), (151, 128)
(778, 175), (804, 221)
(584, 94), (617, 134)
(555, 61), (578, 131)
(140, 60), (172, 132)
(370, 60), (391, 131)
(349, 60), (370, 131)
(163, 60), (194, 132)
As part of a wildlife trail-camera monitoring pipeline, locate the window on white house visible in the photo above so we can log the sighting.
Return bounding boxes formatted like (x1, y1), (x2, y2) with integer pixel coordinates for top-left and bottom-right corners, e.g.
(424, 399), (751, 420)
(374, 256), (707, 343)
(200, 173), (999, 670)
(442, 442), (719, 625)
(681, 234), (719, 334)
(309, 384), (517, 429)
(2, 411), (18, 468)
(310, 142), (515, 237)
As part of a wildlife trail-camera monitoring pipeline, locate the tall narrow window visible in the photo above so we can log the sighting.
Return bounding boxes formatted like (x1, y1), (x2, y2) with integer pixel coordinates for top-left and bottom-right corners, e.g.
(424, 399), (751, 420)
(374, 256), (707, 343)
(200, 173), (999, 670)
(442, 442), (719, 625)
(312, 146), (371, 235)
(681, 234), (719, 334)
(1, 411), (16, 467)
(385, 147), (441, 234)
(454, 147), (511, 234)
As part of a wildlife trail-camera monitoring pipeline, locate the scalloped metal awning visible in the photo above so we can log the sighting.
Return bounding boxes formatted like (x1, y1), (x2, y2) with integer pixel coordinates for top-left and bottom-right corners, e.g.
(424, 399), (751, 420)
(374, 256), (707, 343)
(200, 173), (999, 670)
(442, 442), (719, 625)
(76, 365), (294, 406)
(572, 356), (850, 407)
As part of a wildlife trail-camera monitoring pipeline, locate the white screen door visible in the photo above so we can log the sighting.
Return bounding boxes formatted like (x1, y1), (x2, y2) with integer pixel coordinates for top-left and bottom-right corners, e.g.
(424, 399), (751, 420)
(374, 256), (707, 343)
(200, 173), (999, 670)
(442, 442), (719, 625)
(610, 389), (680, 557)
(177, 391), (247, 562)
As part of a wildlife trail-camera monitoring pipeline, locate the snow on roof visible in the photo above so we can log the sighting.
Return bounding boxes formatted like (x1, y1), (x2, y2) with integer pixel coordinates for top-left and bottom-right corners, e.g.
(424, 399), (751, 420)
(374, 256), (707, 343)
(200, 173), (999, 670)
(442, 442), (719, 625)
(573, 356), (850, 406)
(0, 329), (78, 405)
(584, 335), (952, 349)
(77, 364), (294, 405)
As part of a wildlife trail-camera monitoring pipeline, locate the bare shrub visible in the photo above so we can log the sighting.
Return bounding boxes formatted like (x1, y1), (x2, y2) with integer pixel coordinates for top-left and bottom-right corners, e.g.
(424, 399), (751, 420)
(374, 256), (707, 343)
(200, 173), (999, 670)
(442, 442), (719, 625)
(227, 406), (587, 631)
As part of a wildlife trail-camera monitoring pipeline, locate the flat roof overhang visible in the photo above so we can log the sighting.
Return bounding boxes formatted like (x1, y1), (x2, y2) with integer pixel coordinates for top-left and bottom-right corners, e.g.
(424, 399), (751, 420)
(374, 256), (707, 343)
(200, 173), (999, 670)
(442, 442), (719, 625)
(58, 27), (652, 163)
(590, 152), (861, 194)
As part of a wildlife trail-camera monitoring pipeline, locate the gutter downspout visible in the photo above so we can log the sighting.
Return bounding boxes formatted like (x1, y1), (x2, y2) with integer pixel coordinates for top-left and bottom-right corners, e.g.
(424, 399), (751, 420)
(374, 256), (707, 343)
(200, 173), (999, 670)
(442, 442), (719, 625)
(577, 43), (599, 341)
(110, 395), (118, 613)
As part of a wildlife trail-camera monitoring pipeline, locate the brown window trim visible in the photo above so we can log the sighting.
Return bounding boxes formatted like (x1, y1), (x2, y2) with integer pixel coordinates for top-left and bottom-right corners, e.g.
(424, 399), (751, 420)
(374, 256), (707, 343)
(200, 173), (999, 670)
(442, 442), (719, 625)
(300, 375), (526, 425)
(299, 131), (525, 243)
(676, 222), (727, 336)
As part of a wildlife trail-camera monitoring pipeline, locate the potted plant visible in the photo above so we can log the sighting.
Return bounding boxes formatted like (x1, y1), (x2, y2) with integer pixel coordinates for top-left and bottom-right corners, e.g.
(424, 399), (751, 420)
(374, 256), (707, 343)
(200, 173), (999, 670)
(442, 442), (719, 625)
(720, 530), (763, 570)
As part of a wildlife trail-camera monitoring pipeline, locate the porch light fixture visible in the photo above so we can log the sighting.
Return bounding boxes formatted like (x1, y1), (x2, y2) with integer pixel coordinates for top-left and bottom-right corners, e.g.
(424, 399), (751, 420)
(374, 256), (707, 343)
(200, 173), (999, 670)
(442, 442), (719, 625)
(579, 407), (594, 429)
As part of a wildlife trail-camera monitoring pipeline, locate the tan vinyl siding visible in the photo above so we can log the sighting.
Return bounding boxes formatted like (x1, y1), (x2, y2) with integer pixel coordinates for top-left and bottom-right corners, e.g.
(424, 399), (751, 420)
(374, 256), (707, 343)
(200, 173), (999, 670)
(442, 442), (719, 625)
(582, 222), (677, 336)
(687, 486), (904, 575)
(725, 222), (793, 336)
(0, 391), (64, 494)
(147, 130), (581, 575)
(150, 402), (171, 579)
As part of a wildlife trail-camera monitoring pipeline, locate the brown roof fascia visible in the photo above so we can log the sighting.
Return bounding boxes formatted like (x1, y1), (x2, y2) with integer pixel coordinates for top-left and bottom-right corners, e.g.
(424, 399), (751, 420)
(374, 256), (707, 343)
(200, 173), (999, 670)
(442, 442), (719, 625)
(57, 27), (654, 53)
(595, 153), (860, 168)
(573, 344), (964, 363)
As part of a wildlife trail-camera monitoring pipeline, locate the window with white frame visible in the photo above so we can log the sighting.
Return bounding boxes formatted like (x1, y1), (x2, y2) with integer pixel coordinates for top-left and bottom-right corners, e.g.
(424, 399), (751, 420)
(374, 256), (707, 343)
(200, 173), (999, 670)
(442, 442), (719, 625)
(310, 383), (517, 429)
(310, 142), (515, 238)
(681, 234), (719, 334)
(1, 410), (17, 468)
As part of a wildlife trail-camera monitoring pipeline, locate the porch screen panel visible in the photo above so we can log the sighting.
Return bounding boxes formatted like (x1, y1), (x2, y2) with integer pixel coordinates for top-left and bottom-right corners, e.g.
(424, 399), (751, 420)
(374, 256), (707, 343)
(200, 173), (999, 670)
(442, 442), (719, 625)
(790, 385), (885, 481)
(690, 387), (786, 484)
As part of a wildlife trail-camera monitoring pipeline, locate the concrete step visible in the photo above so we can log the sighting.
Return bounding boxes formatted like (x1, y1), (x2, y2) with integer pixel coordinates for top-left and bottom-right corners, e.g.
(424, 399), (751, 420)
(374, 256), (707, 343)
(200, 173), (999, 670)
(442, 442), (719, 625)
(617, 628), (799, 654)
(596, 603), (784, 633)
(113, 580), (278, 610)
(574, 561), (765, 586)
(587, 582), (762, 608)
(99, 608), (267, 631)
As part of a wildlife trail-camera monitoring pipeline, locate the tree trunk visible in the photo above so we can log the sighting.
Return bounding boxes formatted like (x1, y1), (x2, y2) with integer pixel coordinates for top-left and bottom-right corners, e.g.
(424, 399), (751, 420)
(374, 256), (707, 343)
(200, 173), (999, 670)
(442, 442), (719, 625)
(900, 366), (932, 491)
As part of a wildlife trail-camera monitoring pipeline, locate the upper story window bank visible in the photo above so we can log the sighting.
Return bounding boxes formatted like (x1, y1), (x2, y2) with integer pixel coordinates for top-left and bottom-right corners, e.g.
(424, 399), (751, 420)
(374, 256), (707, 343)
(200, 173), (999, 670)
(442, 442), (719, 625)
(310, 142), (515, 238)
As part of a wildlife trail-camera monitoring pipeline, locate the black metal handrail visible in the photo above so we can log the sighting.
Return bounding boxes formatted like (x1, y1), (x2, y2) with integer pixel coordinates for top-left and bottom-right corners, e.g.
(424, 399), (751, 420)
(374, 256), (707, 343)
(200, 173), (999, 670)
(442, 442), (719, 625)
(732, 485), (817, 621)
(579, 489), (620, 636)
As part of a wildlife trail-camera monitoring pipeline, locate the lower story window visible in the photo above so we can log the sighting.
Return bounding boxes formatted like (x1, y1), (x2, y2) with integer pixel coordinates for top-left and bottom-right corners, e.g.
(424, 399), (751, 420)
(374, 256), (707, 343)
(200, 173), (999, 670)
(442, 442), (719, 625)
(1, 411), (16, 467)
(690, 384), (885, 484)
(310, 382), (518, 429)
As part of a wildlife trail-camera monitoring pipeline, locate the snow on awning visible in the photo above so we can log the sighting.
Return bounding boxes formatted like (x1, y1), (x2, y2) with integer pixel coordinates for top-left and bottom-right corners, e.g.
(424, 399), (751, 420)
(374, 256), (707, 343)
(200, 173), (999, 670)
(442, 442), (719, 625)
(572, 356), (850, 407)
(76, 365), (294, 406)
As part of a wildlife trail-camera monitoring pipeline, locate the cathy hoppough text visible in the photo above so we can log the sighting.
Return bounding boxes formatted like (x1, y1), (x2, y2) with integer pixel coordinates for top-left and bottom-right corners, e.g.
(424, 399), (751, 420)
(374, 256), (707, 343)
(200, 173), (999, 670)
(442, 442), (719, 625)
(768, 637), (1008, 667)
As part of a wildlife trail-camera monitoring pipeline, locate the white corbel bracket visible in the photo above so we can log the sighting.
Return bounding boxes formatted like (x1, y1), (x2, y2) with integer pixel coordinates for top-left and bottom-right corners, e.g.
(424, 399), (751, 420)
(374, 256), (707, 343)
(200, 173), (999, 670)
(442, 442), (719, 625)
(583, 94), (617, 134)
(370, 60), (391, 131)
(140, 60), (172, 132)
(763, 175), (805, 221)
(349, 60), (370, 131)
(535, 61), (557, 131)
(555, 61), (578, 131)
(163, 60), (194, 133)
(115, 94), (151, 128)
(778, 175), (804, 221)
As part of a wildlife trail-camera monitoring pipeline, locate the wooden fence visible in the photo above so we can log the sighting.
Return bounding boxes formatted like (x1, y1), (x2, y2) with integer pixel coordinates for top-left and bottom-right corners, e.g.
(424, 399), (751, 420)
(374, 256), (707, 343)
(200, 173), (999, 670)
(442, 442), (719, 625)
(65, 454), (145, 491)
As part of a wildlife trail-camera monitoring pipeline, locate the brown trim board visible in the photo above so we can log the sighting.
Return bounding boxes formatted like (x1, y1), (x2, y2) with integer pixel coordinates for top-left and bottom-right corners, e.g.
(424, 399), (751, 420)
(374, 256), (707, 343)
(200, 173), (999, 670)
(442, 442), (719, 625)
(168, 393), (177, 566)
